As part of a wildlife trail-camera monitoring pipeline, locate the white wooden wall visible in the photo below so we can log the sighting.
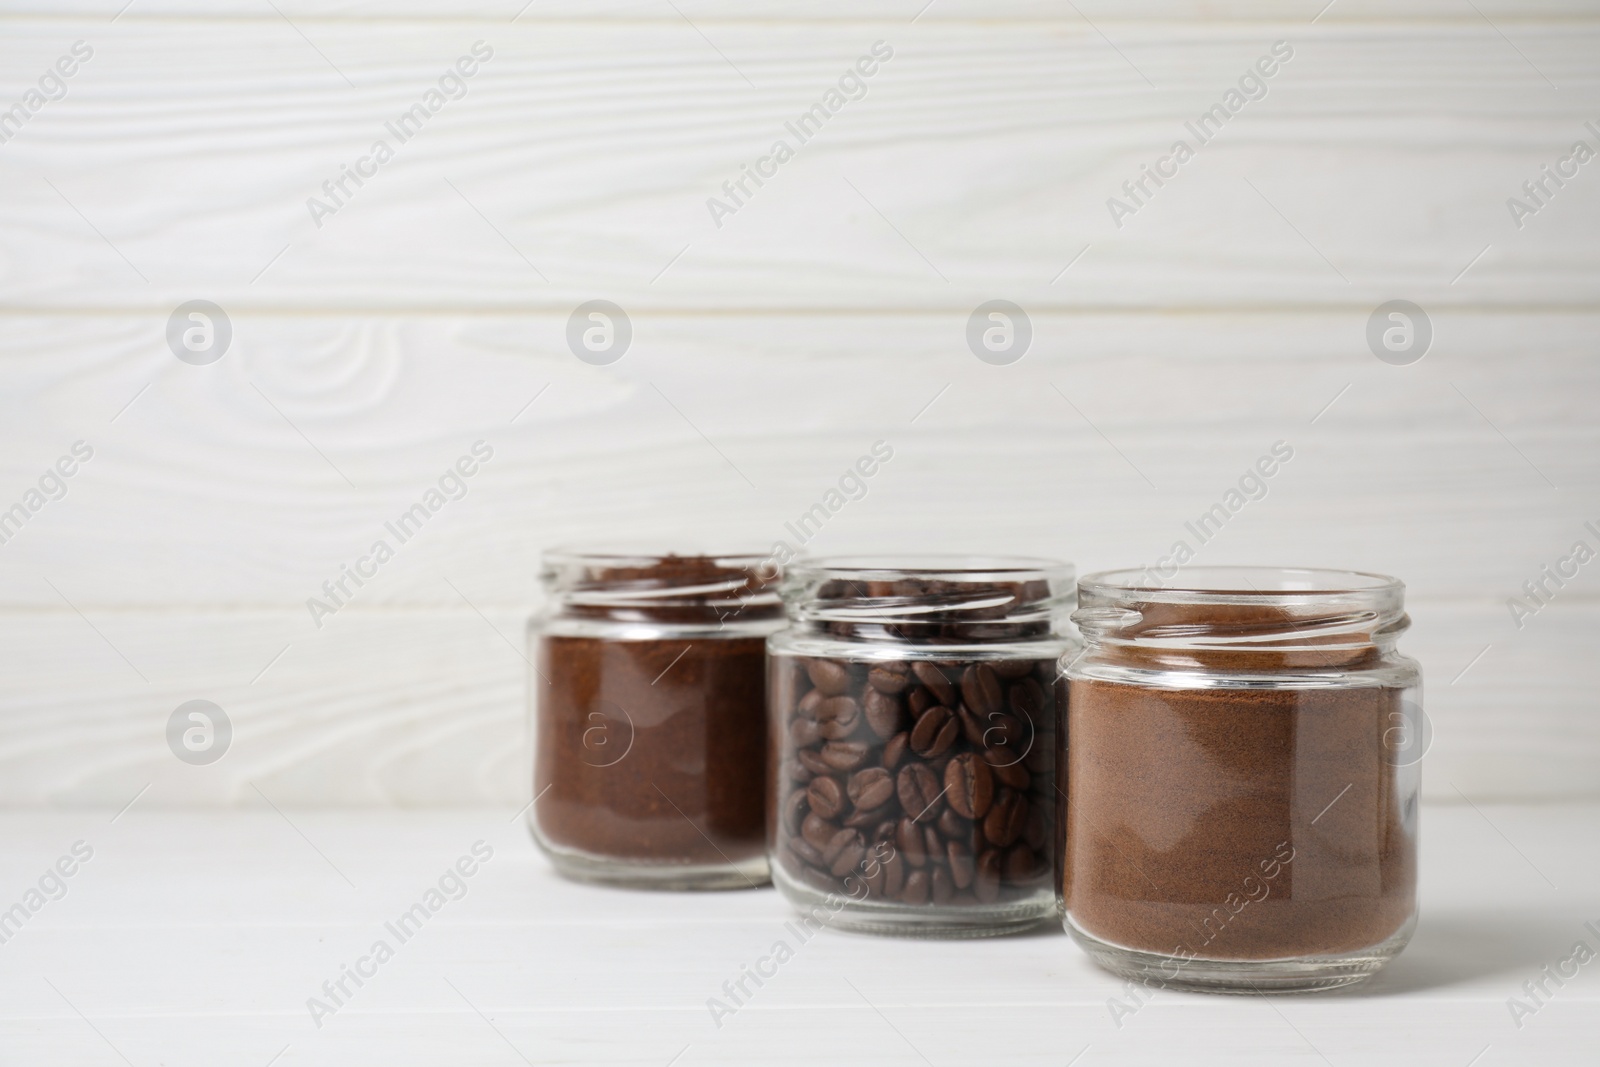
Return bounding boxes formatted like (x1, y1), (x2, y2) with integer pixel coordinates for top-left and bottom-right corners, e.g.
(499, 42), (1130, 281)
(1, 2), (1596, 806)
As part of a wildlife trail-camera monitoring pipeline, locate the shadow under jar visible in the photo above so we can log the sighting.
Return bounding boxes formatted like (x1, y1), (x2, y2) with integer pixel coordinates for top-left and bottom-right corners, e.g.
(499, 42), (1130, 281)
(1063, 567), (1422, 992)
(529, 550), (784, 890)
(768, 557), (1077, 938)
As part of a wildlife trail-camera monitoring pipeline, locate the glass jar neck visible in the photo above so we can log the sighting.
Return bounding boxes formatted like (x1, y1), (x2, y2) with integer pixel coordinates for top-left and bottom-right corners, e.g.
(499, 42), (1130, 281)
(1073, 567), (1407, 669)
(542, 551), (783, 627)
(783, 556), (1074, 644)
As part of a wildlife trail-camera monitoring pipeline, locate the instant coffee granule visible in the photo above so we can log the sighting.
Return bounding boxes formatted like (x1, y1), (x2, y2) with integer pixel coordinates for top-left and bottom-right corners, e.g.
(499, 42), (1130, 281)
(536, 634), (768, 864)
(530, 552), (780, 883)
(1065, 646), (1416, 959)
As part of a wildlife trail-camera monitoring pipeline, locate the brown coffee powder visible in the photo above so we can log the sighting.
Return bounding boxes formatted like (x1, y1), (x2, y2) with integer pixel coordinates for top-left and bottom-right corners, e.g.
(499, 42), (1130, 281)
(530, 552), (778, 878)
(535, 635), (768, 864)
(1064, 678), (1416, 959)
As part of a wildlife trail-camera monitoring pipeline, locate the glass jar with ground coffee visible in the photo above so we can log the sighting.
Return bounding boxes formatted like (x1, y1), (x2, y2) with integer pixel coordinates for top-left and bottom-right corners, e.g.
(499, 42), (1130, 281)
(529, 550), (783, 889)
(768, 557), (1076, 937)
(1063, 567), (1422, 992)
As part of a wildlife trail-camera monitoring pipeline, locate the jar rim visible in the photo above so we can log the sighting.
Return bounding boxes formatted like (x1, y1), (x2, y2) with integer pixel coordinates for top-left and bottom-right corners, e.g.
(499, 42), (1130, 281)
(781, 554), (1074, 641)
(786, 554), (1074, 587)
(543, 546), (773, 571)
(1073, 566), (1407, 653)
(1080, 566), (1403, 602)
(541, 547), (781, 613)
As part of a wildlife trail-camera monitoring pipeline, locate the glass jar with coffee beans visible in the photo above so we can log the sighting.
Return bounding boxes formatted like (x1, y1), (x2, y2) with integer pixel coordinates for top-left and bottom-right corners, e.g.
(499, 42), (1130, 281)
(767, 557), (1076, 937)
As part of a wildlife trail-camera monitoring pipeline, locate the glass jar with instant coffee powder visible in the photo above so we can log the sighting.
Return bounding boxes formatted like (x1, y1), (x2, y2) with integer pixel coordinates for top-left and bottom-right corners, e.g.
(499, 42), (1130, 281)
(529, 550), (784, 889)
(768, 557), (1076, 937)
(1063, 567), (1422, 992)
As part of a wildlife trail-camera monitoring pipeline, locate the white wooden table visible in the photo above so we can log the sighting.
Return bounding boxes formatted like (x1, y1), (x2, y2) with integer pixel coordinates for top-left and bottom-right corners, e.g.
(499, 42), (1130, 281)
(0, 802), (1594, 1065)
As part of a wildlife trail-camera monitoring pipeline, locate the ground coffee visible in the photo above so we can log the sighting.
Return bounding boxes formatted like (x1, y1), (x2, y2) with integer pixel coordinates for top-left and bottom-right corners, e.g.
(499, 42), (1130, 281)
(1064, 679), (1416, 959)
(1063, 568), (1420, 985)
(530, 552), (781, 887)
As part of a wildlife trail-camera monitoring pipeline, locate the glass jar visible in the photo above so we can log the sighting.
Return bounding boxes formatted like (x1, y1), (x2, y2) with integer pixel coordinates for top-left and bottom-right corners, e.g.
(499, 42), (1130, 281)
(767, 557), (1077, 938)
(528, 550), (784, 889)
(1063, 567), (1422, 992)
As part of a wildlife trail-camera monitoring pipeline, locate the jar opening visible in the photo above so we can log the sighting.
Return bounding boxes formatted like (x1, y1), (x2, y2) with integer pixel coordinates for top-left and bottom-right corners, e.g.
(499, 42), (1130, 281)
(542, 549), (781, 623)
(1074, 566), (1406, 655)
(784, 555), (1075, 642)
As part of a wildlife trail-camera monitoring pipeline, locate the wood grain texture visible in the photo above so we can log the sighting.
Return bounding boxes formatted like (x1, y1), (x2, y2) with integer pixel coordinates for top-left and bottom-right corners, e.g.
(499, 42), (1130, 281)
(2, 6), (1595, 804)
(0, 599), (1593, 807)
(0, 20), (1595, 310)
(3, 309), (1595, 802)
(0, 312), (1595, 607)
(0, 807), (1594, 1065)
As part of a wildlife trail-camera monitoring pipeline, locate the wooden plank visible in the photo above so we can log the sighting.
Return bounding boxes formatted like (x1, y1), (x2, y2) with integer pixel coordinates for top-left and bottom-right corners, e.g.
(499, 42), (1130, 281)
(0, 312), (1595, 608)
(0, 806), (1593, 1065)
(0, 21), (1594, 310)
(0, 599), (1593, 805)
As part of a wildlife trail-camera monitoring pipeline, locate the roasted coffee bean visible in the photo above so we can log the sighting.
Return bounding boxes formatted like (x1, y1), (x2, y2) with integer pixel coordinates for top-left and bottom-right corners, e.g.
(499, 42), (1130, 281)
(797, 749), (833, 777)
(1003, 843), (1037, 884)
(821, 740), (870, 771)
(961, 664), (1003, 716)
(797, 688), (825, 719)
(956, 706), (987, 747)
(983, 788), (1027, 848)
(992, 658), (1034, 679)
(931, 866), (955, 905)
(774, 651), (1059, 916)
(867, 664), (911, 693)
(802, 812), (836, 852)
(818, 718), (860, 741)
(945, 753), (994, 820)
(936, 807), (968, 842)
(897, 762), (943, 821)
(912, 662), (956, 706)
(983, 711), (1025, 749)
(829, 832), (866, 877)
(806, 659), (852, 696)
(897, 817), (927, 867)
(848, 766), (895, 810)
(974, 849), (1002, 903)
(947, 840), (975, 889)
(1009, 677), (1046, 718)
(883, 850), (906, 897)
(816, 694), (859, 724)
(983, 746), (1031, 789)
(902, 869), (930, 905)
(910, 705), (958, 758)
(822, 827), (858, 865)
(807, 775), (845, 819)
(788, 838), (824, 866)
(790, 717), (822, 747)
(782, 790), (810, 836)
(863, 688), (904, 739)
(924, 825), (943, 864)
(844, 803), (893, 829)
(816, 698), (860, 740)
